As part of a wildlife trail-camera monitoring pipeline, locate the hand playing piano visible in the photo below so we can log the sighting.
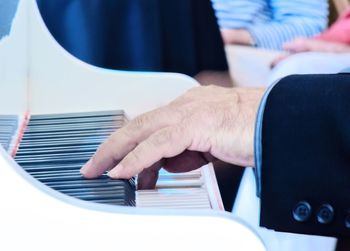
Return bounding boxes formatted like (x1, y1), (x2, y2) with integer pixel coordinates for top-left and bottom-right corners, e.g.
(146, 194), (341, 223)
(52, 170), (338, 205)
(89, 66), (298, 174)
(80, 86), (264, 189)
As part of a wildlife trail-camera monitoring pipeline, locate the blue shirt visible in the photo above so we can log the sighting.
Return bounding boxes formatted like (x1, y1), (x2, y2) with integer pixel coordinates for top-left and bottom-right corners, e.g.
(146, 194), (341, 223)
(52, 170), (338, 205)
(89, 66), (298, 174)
(212, 0), (329, 50)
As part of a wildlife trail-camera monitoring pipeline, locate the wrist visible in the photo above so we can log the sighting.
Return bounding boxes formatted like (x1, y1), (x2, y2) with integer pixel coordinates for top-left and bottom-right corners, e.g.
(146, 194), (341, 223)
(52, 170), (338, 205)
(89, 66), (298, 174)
(231, 88), (264, 167)
(221, 29), (254, 45)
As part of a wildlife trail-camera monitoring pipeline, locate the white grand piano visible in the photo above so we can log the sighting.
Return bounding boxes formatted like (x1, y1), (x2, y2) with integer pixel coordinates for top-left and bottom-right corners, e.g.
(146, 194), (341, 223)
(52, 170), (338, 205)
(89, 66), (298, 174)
(0, 0), (265, 250)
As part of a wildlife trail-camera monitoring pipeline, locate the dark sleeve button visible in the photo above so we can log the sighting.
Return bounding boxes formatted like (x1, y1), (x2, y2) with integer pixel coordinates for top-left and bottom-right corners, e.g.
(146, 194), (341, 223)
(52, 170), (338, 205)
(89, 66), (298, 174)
(316, 204), (334, 224)
(345, 214), (350, 229)
(293, 201), (312, 222)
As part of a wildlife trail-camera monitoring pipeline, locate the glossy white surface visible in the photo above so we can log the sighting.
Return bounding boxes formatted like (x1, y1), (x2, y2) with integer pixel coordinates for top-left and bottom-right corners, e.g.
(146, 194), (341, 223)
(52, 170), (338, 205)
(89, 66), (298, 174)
(0, 0), (265, 250)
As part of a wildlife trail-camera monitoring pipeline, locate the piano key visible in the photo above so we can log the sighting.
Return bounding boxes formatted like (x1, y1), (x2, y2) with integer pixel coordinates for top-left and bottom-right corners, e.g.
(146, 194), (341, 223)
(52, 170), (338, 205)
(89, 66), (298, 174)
(155, 179), (203, 188)
(28, 169), (82, 175)
(92, 199), (134, 204)
(24, 123), (122, 132)
(19, 135), (109, 144)
(46, 181), (135, 190)
(29, 110), (125, 120)
(16, 151), (96, 158)
(23, 124), (122, 134)
(21, 129), (115, 138)
(19, 141), (102, 148)
(0, 125), (16, 132)
(16, 146), (99, 155)
(15, 157), (92, 164)
(16, 158), (94, 165)
(17, 164), (87, 172)
(28, 115), (124, 125)
(26, 119), (122, 127)
(64, 189), (129, 197)
(17, 141), (103, 150)
(57, 186), (131, 193)
(0, 115), (19, 120)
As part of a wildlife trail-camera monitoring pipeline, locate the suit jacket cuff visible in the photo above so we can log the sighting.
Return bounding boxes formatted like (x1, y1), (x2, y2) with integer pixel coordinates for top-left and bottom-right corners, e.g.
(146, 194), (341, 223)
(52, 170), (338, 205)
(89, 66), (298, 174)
(255, 73), (350, 237)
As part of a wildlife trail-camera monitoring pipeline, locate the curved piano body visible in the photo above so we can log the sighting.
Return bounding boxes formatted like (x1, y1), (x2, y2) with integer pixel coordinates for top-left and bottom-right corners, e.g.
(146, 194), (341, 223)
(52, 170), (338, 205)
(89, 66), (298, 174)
(0, 0), (265, 250)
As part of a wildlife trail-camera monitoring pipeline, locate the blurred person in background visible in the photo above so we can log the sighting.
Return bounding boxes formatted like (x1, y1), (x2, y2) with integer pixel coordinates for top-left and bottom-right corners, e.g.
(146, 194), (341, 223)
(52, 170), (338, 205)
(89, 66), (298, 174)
(269, 7), (350, 84)
(36, 0), (229, 79)
(212, 0), (328, 50)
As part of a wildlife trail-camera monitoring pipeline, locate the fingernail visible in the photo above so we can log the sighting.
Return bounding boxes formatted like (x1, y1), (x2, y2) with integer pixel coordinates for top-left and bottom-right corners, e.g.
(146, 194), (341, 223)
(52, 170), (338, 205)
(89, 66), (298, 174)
(80, 159), (92, 175)
(107, 164), (122, 178)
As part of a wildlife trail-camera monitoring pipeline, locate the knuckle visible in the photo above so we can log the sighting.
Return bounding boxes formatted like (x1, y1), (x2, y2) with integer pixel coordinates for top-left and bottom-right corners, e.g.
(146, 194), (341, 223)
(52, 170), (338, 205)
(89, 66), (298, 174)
(151, 125), (183, 146)
(151, 129), (173, 146)
(129, 114), (148, 131)
(119, 114), (148, 140)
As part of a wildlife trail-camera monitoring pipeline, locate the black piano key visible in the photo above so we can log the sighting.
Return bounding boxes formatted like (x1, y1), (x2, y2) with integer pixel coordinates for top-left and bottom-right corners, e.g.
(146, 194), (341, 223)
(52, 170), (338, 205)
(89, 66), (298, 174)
(16, 147), (99, 156)
(27, 116), (124, 125)
(20, 134), (110, 146)
(24, 124), (121, 133)
(46, 179), (134, 189)
(15, 154), (93, 163)
(21, 129), (115, 139)
(69, 194), (127, 201)
(17, 142), (101, 150)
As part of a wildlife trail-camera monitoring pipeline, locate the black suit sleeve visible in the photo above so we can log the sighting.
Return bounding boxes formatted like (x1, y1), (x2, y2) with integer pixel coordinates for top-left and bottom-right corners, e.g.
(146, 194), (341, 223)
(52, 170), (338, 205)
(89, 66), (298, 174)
(258, 73), (350, 237)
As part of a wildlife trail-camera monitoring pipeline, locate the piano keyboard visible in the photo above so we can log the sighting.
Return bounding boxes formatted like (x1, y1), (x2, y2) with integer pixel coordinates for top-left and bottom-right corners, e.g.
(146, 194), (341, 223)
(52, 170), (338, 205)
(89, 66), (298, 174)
(14, 110), (135, 206)
(10, 110), (216, 209)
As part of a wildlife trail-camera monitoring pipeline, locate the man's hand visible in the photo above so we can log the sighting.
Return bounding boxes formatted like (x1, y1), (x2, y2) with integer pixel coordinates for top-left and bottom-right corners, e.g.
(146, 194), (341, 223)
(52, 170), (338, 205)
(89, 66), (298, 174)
(80, 86), (264, 189)
(221, 29), (254, 45)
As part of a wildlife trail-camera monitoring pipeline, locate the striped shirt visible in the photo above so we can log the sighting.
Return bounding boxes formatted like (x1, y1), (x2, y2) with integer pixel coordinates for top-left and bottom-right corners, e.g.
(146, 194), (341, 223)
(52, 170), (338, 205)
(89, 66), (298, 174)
(212, 0), (329, 50)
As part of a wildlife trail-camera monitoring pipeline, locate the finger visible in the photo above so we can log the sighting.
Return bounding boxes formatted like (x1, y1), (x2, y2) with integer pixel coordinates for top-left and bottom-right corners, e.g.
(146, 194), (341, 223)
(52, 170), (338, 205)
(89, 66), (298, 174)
(137, 161), (163, 190)
(79, 130), (133, 178)
(108, 125), (191, 179)
(80, 107), (181, 178)
(137, 151), (214, 189)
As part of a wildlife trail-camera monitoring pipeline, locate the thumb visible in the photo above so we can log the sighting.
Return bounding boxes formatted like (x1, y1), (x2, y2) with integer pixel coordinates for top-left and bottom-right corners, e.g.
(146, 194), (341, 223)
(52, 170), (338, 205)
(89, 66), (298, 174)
(137, 161), (163, 189)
